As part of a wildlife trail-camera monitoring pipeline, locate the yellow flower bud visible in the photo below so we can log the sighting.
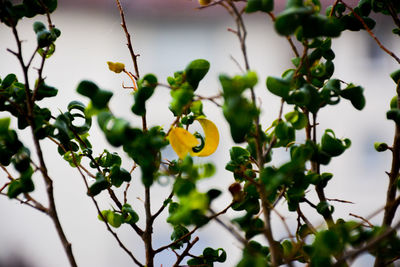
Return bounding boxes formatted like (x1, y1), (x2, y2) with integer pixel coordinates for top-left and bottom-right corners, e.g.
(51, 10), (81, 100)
(107, 61), (125, 73)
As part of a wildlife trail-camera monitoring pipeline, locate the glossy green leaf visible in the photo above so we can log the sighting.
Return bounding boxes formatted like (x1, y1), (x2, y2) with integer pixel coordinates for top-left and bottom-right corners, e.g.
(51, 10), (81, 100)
(121, 203), (139, 224)
(245, 0), (274, 13)
(374, 142), (388, 152)
(266, 76), (291, 98)
(185, 59), (210, 90)
(109, 165), (131, 187)
(88, 172), (109, 196)
(131, 74), (157, 116)
(320, 129), (351, 157)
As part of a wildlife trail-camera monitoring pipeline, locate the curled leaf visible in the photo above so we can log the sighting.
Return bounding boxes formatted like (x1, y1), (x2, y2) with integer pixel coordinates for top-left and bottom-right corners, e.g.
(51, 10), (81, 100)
(169, 118), (219, 159)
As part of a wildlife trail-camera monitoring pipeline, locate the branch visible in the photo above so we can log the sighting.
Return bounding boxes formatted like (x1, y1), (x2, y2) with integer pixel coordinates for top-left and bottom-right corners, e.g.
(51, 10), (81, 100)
(73, 154), (144, 267)
(115, 0), (140, 79)
(10, 21), (78, 267)
(334, 219), (400, 266)
(151, 190), (174, 222)
(173, 236), (200, 267)
(340, 0), (400, 64)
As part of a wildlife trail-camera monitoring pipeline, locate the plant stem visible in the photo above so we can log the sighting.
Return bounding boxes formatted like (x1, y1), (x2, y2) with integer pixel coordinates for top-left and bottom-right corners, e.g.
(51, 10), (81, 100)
(144, 186), (154, 267)
(10, 23), (78, 267)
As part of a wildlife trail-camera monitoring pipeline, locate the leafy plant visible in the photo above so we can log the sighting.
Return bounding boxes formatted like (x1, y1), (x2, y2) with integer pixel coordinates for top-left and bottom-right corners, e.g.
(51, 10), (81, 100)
(1, 0), (400, 266)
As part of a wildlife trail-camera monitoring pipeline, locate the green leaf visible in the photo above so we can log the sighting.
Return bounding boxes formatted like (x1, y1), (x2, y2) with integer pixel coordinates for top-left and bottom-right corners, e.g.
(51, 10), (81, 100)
(266, 76), (291, 98)
(170, 225), (190, 249)
(2, 74), (17, 88)
(390, 69), (400, 84)
(121, 203), (139, 224)
(245, 0), (274, 13)
(131, 74), (157, 116)
(77, 80), (99, 98)
(316, 201), (334, 217)
(340, 84), (365, 110)
(98, 210), (124, 228)
(35, 83), (58, 100)
(109, 165), (131, 187)
(7, 179), (23, 198)
(374, 142), (388, 152)
(77, 80), (113, 109)
(0, 118), (11, 135)
(67, 101), (92, 135)
(185, 59), (210, 90)
(88, 172), (109, 196)
(33, 21), (46, 33)
(274, 7), (311, 36)
(320, 129), (351, 157)
(169, 88), (194, 116)
(387, 109), (400, 125)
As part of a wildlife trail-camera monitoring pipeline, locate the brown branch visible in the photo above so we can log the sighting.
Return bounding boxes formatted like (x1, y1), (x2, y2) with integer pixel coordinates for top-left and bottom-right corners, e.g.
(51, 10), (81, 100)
(143, 186), (154, 267)
(154, 202), (233, 254)
(72, 155), (144, 267)
(115, 0), (140, 79)
(340, 0), (400, 64)
(266, 12), (300, 58)
(349, 213), (374, 228)
(0, 192), (48, 214)
(335, 219), (400, 266)
(151, 191), (174, 222)
(10, 22), (78, 267)
(173, 236), (200, 267)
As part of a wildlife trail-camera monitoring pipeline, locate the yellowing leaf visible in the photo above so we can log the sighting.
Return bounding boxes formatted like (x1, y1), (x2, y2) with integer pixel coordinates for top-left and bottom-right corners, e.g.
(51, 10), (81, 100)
(191, 118), (219, 157)
(169, 118), (219, 159)
(169, 127), (199, 159)
(107, 61), (125, 73)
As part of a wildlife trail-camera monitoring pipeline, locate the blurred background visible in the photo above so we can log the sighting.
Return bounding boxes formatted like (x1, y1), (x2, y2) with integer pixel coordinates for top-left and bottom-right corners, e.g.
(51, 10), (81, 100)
(0, 0), (399, 266)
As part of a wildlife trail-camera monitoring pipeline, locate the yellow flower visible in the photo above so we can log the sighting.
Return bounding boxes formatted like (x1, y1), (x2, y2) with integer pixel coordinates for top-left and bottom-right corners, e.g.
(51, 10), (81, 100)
(169, 118), (219, 159)
(107, 61), (125, 73)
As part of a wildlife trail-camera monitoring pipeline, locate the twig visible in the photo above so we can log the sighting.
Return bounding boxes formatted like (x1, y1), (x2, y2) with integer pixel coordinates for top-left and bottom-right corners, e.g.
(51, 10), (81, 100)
(340, 0), (400, 64)
(155, 202), (233, 254)
(173, 236), (200, 267)
(10, 21), (78, 267)
(72, 154), (144, 267)
(115, 0), (140, 78)
(349, 213), (374, 228)
(151, 191), (174, 222)
(334, 219), (400, 266)
(326, 198), (355, 204)
(266, 12), (300, 57)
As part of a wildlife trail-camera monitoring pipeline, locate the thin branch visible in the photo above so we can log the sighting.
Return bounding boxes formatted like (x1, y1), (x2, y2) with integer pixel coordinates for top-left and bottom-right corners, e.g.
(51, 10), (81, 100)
(173, 236), (200, 267)
(155, 202), (233, 254)
(334, 219), (400, 266)
(0, 192), (48, 214)
(349, 213), (374, 228)
(73, 155), (144, 267)
(151, 191), (174, 222)
(340, 0), (400, 64)
(115, 0), (140, 79)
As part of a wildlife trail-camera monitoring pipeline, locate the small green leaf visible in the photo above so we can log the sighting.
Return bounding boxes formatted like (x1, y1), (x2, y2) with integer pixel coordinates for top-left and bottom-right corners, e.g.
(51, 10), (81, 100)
(122, 203), (139, 224)
(185, 59), (210, 90)
(88, 172), (109, 196)
(374, 142), (388, 152)
(266, 76), (291, 98)
(109, 165), (131, 187)
(245, 0), (274, 13)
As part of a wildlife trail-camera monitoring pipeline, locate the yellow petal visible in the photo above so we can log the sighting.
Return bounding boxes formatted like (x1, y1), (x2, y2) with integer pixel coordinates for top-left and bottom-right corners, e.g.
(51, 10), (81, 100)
(107, 61), (125, 73)
(169, 127), (199, 159)
(191, 118), (219, 157)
